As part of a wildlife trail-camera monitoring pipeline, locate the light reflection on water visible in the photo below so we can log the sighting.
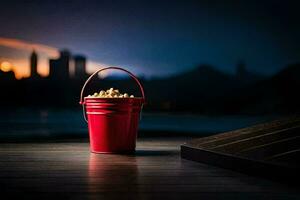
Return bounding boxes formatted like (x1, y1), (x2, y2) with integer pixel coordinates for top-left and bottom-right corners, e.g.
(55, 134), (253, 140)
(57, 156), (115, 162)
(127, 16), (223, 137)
(0, 109), (277, 138)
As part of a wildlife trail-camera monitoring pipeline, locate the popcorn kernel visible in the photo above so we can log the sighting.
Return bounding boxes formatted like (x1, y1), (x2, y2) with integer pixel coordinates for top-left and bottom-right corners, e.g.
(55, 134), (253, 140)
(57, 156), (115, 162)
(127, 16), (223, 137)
(87, 88), (135, 98)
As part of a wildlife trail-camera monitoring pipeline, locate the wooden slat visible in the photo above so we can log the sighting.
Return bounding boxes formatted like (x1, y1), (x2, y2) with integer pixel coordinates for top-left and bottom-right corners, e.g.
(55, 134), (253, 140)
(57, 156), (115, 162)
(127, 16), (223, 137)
(238, 136), (300, 160)
(211, 126), (300, 153)
(187, 117), (300, 148)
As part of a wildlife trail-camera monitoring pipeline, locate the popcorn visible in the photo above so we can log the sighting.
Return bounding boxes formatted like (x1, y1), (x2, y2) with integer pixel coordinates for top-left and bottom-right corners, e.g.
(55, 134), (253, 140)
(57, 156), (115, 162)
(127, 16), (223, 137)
(87, 88), (135, 98)
(93, 92), (98, 97)
(99, 90), (105, 96)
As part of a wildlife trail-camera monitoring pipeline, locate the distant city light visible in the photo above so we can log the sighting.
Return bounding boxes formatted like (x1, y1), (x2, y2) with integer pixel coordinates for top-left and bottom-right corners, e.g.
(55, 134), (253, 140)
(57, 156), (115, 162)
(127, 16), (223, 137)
(0, 61), (12, 72)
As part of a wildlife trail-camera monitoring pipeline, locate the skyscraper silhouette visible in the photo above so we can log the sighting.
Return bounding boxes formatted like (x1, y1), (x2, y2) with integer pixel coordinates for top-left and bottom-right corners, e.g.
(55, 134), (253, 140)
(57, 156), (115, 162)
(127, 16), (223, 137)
(49, 50), (70, 80)
(30, 50), (39, 78)
(74, 55), (87, 79)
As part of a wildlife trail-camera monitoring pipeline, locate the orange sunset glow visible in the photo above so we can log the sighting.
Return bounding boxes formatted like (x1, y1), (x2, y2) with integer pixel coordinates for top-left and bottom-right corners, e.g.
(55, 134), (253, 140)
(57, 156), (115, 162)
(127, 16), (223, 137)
(0, 37), (58, 57)
(0, 58), (49, 79)
(0, 37), (112, 79)
(0, 37), (58, 79)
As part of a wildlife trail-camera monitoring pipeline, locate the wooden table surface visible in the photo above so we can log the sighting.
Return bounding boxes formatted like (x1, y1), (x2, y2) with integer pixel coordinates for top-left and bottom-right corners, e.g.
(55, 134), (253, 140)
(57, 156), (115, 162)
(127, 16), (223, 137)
(0, 137), (299, 199)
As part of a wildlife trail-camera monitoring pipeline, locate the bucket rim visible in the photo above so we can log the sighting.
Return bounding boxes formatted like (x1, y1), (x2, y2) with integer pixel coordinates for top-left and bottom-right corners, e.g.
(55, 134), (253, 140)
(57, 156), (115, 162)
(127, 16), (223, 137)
(85, 96), (144, 99)
(84, 97), (144, 101)
(84, 96), (145, 104)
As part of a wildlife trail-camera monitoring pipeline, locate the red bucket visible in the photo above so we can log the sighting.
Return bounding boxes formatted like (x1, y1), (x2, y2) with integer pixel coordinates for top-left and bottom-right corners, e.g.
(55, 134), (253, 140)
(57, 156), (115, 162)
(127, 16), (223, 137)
(79, 67), (145, 154)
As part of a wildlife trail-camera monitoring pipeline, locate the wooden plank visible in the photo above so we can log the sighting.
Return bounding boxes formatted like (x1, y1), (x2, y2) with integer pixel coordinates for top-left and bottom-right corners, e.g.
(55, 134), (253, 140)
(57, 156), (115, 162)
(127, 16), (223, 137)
(238, 136), (300, 160)
(211, 126), (300, 153)
(188, 117), (300, 148)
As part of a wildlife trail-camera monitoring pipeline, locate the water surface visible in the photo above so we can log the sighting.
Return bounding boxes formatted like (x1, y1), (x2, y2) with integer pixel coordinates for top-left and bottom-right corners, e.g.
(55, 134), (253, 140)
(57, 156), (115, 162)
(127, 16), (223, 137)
(0, 109), (277, 139)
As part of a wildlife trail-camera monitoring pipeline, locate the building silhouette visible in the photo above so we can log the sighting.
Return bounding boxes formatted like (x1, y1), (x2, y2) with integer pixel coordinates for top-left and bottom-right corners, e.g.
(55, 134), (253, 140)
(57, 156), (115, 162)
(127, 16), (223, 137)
(0, 70), (15, 81)
(30, 50), (39, 78)
(74, 55), (87, 79)
(49, 50), (71, 80)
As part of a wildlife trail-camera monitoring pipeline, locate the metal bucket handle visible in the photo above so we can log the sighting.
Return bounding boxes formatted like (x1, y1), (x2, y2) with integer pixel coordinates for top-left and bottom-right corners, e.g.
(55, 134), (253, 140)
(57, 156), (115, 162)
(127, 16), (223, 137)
(79, 67), (146, 122)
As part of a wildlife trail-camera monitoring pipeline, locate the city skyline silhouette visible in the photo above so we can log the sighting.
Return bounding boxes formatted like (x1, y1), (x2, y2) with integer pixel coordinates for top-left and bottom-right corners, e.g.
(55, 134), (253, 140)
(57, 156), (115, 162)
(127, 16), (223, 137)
(0, 46), (299, 115)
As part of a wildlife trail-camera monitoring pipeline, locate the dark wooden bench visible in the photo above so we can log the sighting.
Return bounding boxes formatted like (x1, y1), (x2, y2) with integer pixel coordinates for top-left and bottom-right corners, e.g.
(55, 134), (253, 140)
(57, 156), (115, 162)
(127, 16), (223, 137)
(181, 116), (300, 183)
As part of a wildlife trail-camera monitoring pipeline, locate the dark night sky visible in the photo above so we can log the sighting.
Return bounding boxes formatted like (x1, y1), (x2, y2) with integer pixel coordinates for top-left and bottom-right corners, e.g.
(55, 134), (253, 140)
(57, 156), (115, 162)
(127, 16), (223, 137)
(0, 0), (299, 77)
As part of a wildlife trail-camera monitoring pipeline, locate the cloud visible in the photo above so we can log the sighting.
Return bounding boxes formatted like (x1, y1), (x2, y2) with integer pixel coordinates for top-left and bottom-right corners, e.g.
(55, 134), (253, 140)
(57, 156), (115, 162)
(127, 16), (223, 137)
(0, 37), (59, 57)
